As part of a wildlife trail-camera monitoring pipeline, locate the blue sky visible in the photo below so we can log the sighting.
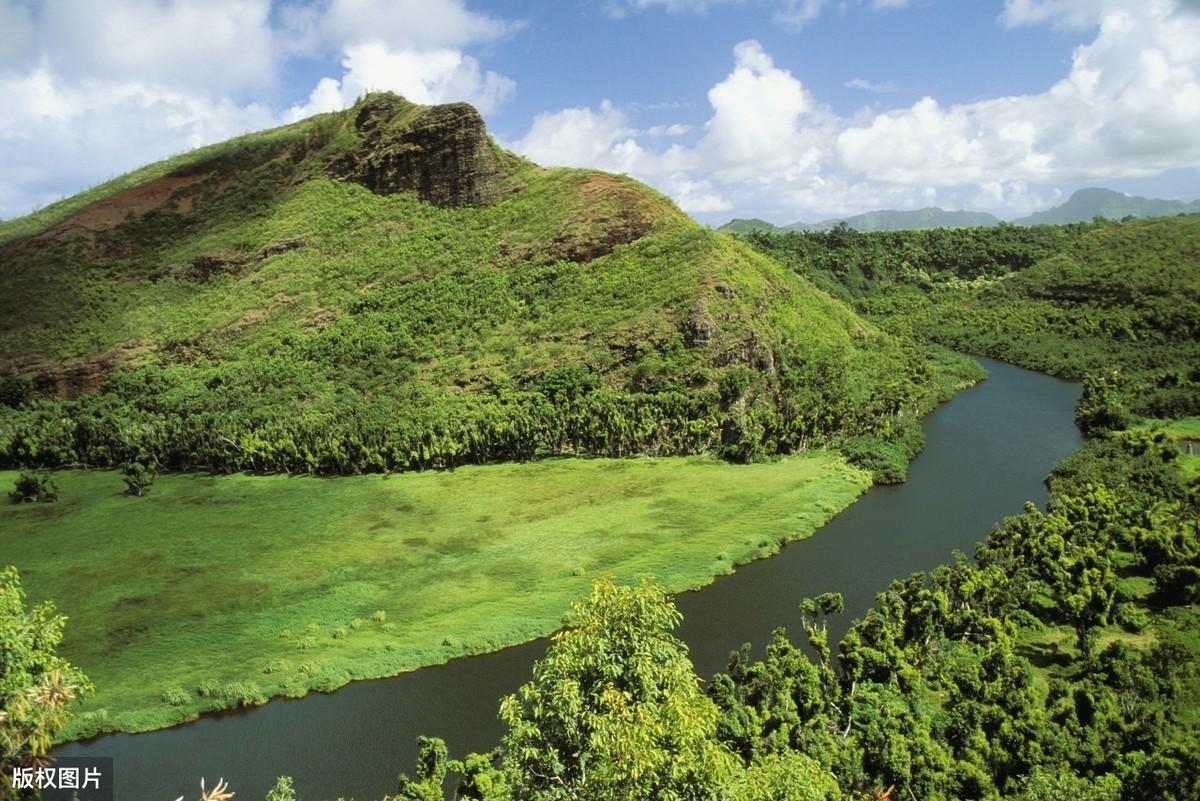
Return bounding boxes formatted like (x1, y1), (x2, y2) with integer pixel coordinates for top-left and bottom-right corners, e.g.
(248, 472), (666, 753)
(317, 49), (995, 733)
(2, 0), (1198, 223)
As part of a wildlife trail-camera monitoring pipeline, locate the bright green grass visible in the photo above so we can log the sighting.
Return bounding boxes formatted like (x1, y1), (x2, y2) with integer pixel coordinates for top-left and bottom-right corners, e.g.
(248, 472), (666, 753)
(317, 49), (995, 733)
(0, 454), (869, 741)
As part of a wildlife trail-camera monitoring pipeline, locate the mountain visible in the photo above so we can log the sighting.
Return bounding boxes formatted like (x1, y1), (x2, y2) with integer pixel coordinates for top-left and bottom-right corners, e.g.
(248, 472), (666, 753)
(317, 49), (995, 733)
(832, 207), (1000, 232)
(719, 207), (999, 234)
(1013, 187), (1200, 225)
(717, 217), (783, 233)
(0, 92), (947, 475)
(720, 189), (1200, 233)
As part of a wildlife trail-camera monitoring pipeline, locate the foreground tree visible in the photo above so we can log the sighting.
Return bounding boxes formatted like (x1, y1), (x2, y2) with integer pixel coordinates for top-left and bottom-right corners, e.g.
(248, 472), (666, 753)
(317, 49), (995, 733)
(497, 579), (738, 801)
(0, 566), (92, 801)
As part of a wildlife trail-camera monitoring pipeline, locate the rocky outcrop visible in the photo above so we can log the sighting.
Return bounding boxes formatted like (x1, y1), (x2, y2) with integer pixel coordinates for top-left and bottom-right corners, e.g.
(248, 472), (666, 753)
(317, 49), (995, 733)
(331, 94), (501, 208)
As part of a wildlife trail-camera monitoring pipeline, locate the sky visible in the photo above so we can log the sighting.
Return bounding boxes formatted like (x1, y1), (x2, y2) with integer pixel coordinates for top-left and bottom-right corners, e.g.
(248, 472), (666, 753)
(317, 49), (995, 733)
(1, 0), (1199, 224)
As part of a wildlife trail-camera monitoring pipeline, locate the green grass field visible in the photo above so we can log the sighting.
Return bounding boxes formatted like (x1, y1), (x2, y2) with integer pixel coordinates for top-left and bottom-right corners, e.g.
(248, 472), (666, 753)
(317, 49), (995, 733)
(0, 454), (869, 741)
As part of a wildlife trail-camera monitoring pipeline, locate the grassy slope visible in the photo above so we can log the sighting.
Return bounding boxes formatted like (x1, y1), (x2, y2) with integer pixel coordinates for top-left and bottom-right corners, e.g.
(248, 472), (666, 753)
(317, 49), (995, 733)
(0, 456), (869, 740)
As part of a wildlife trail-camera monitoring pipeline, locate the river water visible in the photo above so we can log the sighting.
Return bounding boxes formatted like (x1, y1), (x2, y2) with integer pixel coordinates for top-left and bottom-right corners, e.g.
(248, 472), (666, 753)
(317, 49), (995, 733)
(56, 357), (1081, 801)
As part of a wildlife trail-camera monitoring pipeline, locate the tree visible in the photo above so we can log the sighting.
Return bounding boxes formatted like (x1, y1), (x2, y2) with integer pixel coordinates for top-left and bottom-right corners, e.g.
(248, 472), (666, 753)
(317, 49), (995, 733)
(122, 461), (157, 496)
(396, 736), (449, 801)
(266, 776), (297, 801)
(0, 566), (92, 800)
(497, 579), (738, 801)
(8, 470), (58, 503)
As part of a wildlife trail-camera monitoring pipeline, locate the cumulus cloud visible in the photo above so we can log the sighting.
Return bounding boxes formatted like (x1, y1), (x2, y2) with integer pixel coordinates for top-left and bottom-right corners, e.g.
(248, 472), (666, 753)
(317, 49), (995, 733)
(283, 0), (521, 120)
(0, 0), (520, 219)
(513, 1), (1200, 220)
(0, 66), (277, 216)
(286, 42), (515, 119)
(27, 0), (276, 93)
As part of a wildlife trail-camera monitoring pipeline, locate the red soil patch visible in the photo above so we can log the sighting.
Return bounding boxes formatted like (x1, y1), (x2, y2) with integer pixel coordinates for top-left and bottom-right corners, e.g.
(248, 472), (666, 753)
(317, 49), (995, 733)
(60, 173), (210, 231)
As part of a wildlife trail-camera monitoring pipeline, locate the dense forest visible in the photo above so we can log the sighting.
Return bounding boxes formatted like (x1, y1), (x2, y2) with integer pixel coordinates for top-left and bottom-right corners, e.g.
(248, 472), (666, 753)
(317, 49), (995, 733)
(739, 217), (1200, 429)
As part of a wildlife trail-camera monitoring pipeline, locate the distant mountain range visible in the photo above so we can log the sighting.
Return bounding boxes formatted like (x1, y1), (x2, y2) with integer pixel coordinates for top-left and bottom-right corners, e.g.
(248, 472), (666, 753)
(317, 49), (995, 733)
(719, 187), (1200, 234)
(1011, 187), (1200, 226)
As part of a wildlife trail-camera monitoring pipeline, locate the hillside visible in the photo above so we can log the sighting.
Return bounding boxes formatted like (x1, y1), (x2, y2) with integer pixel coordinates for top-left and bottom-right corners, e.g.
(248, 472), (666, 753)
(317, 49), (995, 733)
(0, 93), (968, 478)
(737, 215), (1200, 425)
(1014, 187), (1200, 225)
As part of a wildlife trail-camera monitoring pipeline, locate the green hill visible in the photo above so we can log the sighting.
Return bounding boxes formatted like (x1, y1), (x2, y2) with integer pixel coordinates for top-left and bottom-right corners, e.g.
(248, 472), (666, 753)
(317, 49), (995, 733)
(1014, 187), (1200, 225)
(738, 215), (1200, 425)
(0, 93), (968, 478)
(715, 217), (784, 233)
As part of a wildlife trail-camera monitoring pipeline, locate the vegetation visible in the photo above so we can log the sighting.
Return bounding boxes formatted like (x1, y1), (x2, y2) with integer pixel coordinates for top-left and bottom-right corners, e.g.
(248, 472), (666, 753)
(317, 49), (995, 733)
(8, 469), (58, 503)
(123, 460), (157, 496)
(0, 567), (92, 801)
(0, 93), (974, 483)
(0, 455), (868, 739)
(382, 429), (1197, 801)
(740, 215), (1200, 428)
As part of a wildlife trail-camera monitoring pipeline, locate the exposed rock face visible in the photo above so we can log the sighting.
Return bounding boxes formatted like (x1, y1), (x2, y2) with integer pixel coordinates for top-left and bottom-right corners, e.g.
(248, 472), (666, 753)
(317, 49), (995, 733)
(333, 94), (501, 208)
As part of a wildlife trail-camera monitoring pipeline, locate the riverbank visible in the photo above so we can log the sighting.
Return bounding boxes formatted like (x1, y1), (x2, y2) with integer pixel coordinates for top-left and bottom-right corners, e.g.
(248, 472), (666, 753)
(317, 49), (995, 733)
(1, 454), (870, 741)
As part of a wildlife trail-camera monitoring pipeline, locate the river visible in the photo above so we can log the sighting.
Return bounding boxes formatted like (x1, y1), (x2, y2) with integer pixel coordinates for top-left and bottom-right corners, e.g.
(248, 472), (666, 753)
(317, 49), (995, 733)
(55, 357), (1081, 801)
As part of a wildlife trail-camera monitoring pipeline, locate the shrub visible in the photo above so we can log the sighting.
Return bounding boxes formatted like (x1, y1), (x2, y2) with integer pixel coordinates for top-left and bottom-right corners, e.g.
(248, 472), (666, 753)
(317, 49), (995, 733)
(349, 617), (365, 631)
(263, 659), (289, 675)
(161, 687), (190, 706)
(371, 610), (387, 623)
(297, 637), (317, 651)
(223, 682), (266, 707)
(9, 470), (58, 503)
(1114, 602), (1150, 633)
(332, 626), (349, 639)
(197, 680), (222, 698)
(266, 776), (297, 801)
(122, 461), (156, 496)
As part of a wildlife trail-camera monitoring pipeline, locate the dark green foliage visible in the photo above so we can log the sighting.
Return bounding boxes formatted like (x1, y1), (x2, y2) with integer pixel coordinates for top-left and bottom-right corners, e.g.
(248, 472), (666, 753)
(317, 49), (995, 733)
(740, 215), (1200, 426)
(122, 460), (156, 496)
(396, 736), (450, 801)
(0, 567), (93, 798)
(698, 432), (1199, 800)
(9, 469), (58, 503)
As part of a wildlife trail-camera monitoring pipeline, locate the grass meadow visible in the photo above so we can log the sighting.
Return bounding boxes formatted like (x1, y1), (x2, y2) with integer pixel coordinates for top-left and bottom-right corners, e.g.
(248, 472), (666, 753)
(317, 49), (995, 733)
(1, 454), (869, 740)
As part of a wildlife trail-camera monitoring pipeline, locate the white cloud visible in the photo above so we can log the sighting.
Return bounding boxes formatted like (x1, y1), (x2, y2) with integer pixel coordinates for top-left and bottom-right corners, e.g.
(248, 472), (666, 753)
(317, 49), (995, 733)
(645, 123), (692, 136)
(0, 66), (277, 216)
(1000, 0), (1123, 29)
(513, 1), (1200, 221)
(33, 0), (276, 93)
(0, 0), (521, 219)
(323, 0), (519, 49)
(286, 42), (515, 120)
(514, 101), (638, 168)
(845, 77), (899, 93)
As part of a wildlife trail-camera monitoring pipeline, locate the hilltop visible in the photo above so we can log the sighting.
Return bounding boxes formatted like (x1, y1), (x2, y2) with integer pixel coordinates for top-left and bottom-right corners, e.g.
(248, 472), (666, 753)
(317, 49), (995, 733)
(0, 93), (966, 478)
